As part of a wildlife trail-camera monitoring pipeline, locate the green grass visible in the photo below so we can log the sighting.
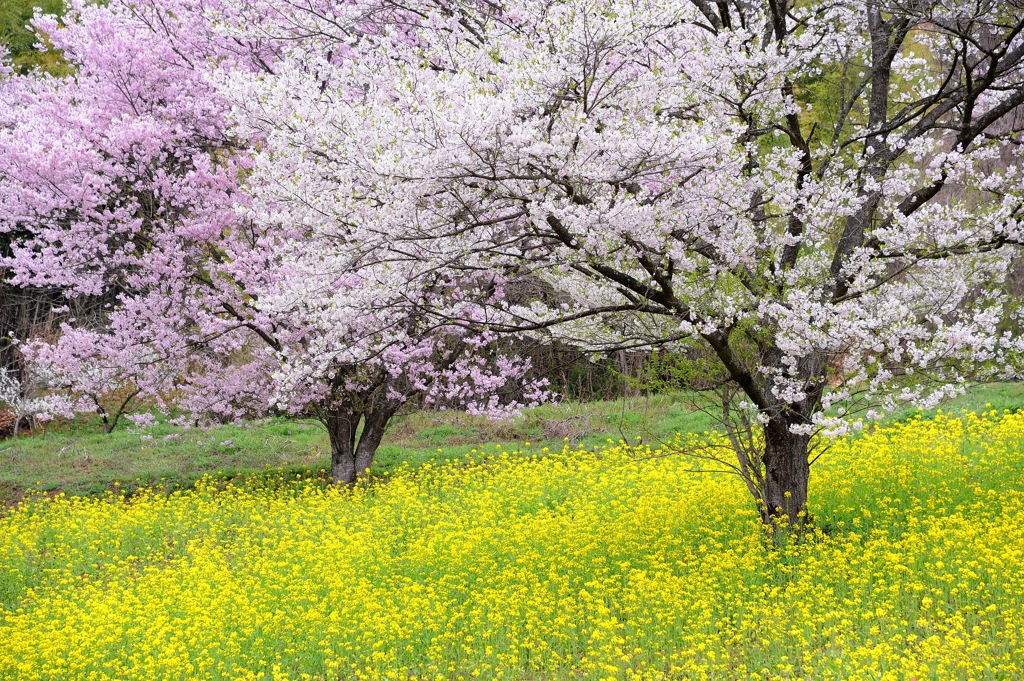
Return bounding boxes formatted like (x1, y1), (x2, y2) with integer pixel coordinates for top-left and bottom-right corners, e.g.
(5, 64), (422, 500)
(0, 393), (718, 505)
(2, 382), (1022, 505)
(882, 381), (1024, 422)
(0, 417), (329, 504)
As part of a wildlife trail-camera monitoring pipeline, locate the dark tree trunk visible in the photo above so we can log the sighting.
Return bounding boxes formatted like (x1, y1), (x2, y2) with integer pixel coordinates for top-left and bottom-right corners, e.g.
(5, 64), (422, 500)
(761, 418), (810, 526)
(325, 409), (359, 485)
(353, 404), (400, 477)
(324, 402), (402, 485)
(96, 389), (140, 435)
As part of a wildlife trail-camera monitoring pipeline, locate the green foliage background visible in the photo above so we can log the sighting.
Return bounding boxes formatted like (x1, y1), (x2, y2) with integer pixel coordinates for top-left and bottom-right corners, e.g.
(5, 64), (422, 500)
(0, 0), (67, 74)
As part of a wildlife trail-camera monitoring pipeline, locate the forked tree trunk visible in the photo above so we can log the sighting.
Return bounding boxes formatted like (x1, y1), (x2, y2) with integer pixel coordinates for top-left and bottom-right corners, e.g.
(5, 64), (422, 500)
(760, 418), (810, 526)
(95, 389), (141, 435)
(354, 404), (400, 477)
(325, 403), (402, 485)
(326, 410), (359, 485)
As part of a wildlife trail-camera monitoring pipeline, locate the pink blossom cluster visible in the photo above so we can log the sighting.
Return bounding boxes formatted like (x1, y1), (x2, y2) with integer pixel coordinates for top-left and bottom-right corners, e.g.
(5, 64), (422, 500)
(0, 0), (547, 457)
(3, 0), (1023, 492)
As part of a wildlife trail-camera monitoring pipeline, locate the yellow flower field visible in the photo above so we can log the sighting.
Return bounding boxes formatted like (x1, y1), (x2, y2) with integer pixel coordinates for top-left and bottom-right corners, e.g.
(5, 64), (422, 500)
(2, 411), (1024, 680)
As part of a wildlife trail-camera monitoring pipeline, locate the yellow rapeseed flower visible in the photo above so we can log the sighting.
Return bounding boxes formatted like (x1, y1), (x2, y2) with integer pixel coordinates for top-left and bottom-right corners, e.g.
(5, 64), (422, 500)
(0, 412), (1023, 679)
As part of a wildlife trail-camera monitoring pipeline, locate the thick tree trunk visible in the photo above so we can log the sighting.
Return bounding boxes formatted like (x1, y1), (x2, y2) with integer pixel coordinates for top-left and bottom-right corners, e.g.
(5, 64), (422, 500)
(325, 410), (359, 485)
(353, 404), (400, 477)
(324, 402), (401, 485)
(761, 418), (810, 526)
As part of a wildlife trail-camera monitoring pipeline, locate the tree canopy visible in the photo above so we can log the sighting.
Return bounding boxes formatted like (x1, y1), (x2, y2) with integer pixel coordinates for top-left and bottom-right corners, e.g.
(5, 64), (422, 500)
(2, 0), (1023, 518)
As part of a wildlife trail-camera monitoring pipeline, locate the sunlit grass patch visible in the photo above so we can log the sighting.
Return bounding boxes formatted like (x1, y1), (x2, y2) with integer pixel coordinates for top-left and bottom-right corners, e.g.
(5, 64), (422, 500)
(2, 411), (1024, 680)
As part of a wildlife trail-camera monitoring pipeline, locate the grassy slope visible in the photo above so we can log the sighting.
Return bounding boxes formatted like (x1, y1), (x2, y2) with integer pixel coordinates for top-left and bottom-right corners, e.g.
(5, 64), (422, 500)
(2, 383), (1023, 504)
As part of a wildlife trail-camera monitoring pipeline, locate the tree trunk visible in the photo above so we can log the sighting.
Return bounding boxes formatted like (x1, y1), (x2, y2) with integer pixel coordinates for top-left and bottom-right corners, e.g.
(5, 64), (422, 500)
(761, 418), (810, 526)
(353, 404), (400, 477)
(325, 409), (359, 485)
(98, 389), (140, 435)
(324, 402), (401, 485)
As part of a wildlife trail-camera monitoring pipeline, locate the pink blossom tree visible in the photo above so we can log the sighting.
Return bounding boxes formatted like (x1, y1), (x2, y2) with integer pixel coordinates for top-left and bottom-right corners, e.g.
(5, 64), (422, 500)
(0, 0), (547, 482)
(229, 0), (1024, 523)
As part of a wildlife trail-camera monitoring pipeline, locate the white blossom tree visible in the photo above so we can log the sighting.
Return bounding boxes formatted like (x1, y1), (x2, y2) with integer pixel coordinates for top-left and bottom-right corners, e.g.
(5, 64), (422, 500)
(223, 0), (1024, 523)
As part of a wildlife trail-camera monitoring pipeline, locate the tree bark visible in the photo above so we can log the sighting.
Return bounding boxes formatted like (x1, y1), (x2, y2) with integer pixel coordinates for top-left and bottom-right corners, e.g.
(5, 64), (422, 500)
(325, 409), (359, 485)
(761, 418), (810, 526)
(100, 389), (141, 435)
(353, 403), (400, 477)
(324, 402), (402, 485)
